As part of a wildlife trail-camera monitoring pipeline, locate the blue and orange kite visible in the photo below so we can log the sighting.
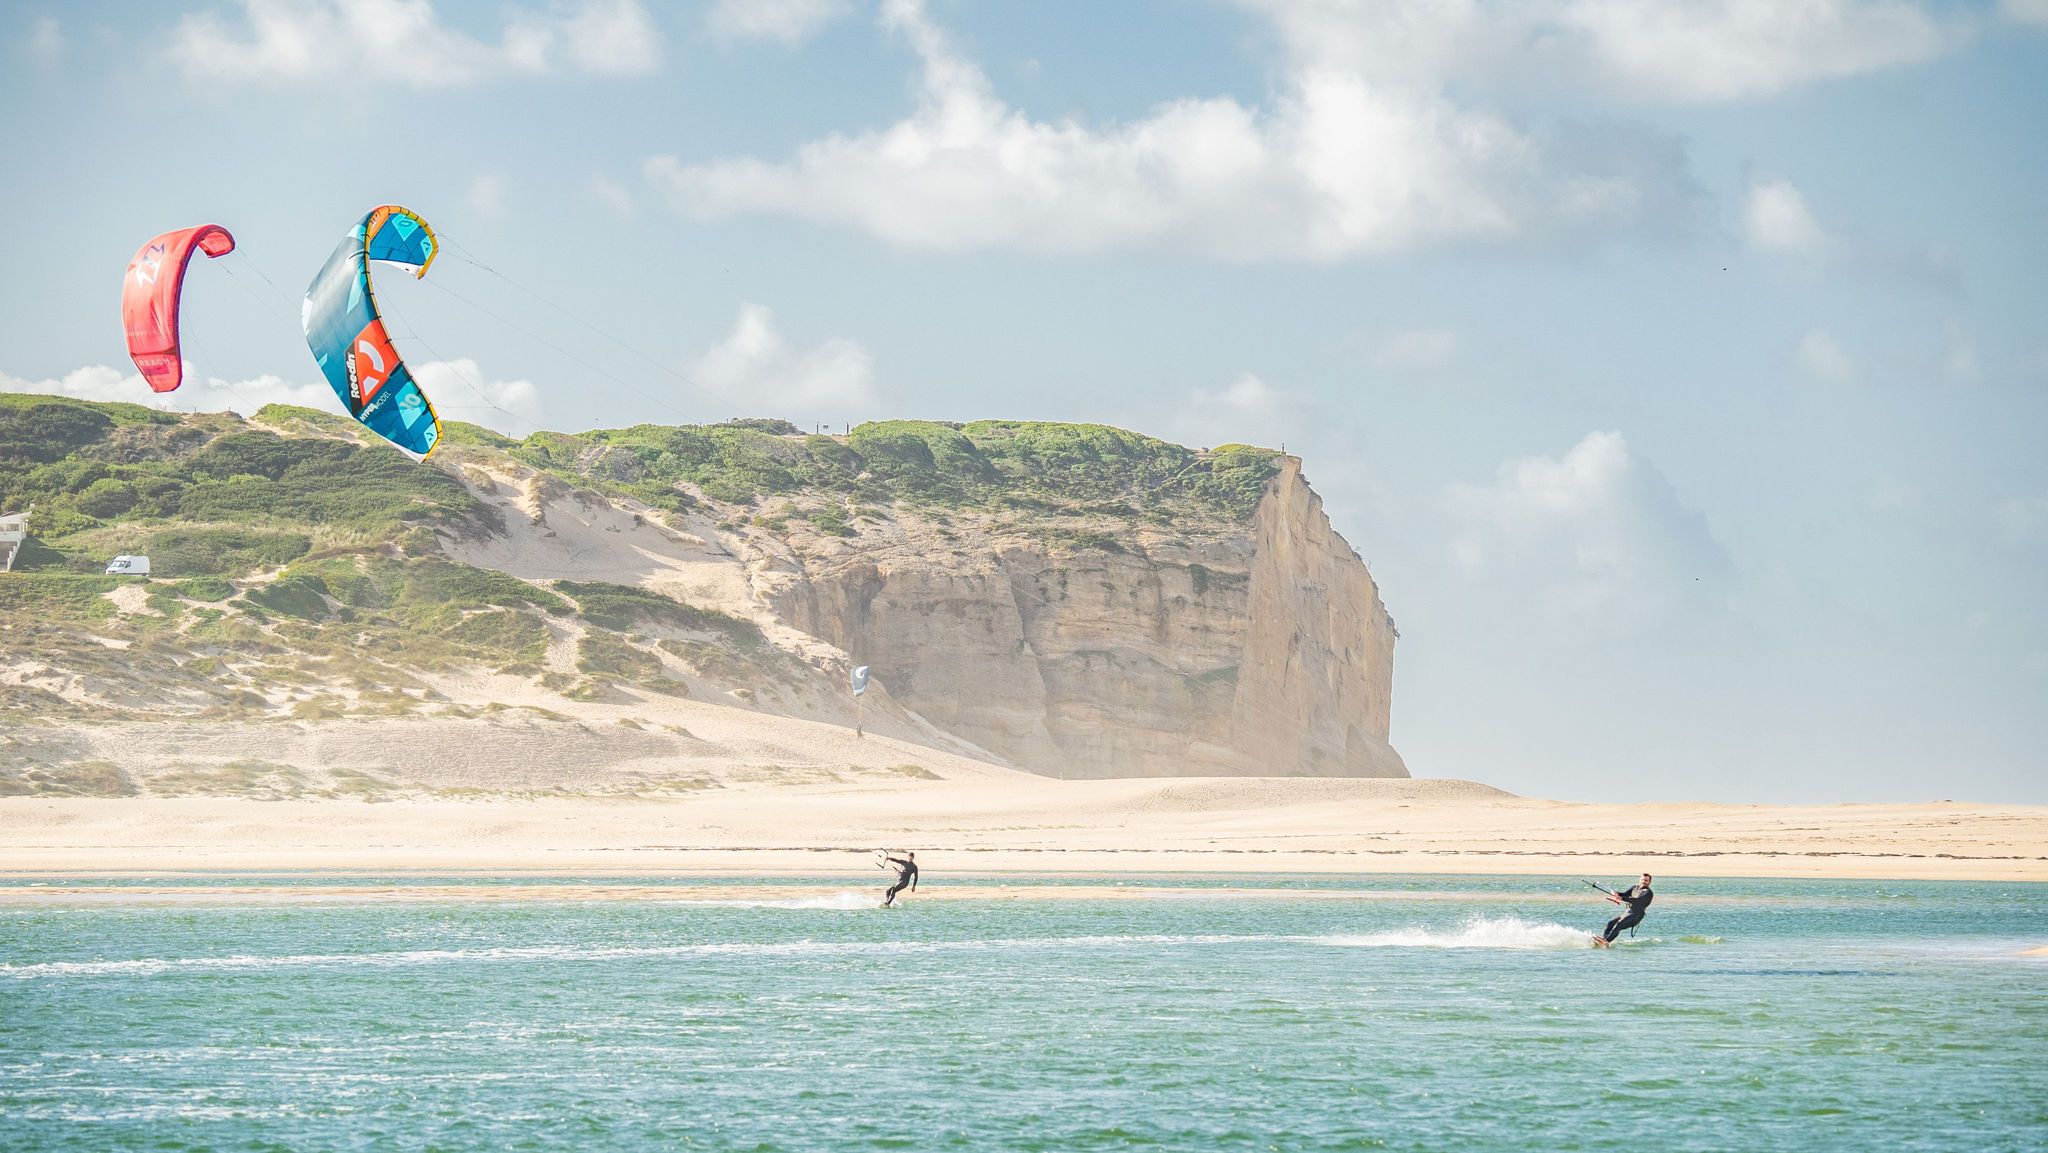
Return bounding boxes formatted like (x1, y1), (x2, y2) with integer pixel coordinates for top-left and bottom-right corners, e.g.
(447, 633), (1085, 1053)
(302, 205), (443, 457)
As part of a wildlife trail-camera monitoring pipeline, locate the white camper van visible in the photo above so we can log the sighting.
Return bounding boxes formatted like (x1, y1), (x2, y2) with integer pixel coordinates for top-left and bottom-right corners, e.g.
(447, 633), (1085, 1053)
(105, 555), (151, 577)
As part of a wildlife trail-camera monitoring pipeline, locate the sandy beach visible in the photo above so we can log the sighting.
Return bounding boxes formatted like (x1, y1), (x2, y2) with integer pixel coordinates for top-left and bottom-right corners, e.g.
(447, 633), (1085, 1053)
(4, 770), (2042, 886)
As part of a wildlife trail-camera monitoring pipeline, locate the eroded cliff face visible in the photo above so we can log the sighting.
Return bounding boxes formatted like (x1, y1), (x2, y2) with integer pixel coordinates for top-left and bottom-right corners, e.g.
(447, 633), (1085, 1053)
(1232, 460), (1400, 777)
(771, 459), (1403, 778)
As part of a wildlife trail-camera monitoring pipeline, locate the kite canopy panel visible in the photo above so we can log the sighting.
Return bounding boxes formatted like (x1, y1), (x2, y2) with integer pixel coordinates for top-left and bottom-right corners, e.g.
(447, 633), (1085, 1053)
(121, 224), (235, 393)
(302, 205), (443, 457)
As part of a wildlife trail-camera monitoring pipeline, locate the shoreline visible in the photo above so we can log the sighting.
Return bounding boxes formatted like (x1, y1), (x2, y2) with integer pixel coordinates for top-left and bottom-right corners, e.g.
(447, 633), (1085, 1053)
(3, 846), (2042, 883)
(5, 789), (2045, 883)
(4, 875), (2042, 907)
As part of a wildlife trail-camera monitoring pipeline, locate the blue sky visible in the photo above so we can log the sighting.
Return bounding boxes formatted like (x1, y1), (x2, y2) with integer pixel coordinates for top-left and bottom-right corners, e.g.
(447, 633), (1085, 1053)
(4, 0), (2045, 802)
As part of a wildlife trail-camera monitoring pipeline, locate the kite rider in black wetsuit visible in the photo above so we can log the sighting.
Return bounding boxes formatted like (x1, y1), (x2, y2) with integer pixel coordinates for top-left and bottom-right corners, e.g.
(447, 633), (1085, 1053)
(880, 850), (918, 907)
(1598, 873), (1654, 945)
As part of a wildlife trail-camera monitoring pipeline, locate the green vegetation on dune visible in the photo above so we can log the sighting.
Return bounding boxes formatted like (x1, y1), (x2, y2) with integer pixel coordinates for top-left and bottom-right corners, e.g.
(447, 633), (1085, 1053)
(492, 417), (1282, 524)
(0, 393), (179, 465)
(0, 573), (123, 621)
(510, 422), (820, 510)
(248, 403), (364, 439)
(244, 573), (332, 621)
(848, 421), (998, 494)
(0, 548), (764, 721)
(435, 419), (520, 451)
(171, 575), (238, 602)
(577, 630), (663, 680)
(555, 580), (761, 643)
(443, 609), (550, 666)
(174, 431), (493, 535)
(147, 528), (311, 577)
(294, 554), (566, 621)
(247, 554), (570, 671)
(0, 395), (499, 574)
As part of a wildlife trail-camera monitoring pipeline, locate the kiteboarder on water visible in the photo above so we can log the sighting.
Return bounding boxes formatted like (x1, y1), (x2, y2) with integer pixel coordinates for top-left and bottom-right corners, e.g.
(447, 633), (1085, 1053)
(879, 850), (918, 907)
(1592, 873), (1654, 947)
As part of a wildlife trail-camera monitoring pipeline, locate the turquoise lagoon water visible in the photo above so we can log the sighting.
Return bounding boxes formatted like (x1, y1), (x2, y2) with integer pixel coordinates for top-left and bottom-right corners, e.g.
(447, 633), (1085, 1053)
(2, 874), (2043, 1151)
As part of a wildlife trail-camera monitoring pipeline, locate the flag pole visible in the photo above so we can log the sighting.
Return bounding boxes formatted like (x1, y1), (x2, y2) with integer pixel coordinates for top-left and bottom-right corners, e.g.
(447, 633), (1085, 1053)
(850, 664), (870, 739)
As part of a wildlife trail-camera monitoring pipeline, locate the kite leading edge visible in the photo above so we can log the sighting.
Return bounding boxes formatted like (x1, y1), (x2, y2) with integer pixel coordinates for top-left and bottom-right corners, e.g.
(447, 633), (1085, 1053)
(302, 205), (443, 457)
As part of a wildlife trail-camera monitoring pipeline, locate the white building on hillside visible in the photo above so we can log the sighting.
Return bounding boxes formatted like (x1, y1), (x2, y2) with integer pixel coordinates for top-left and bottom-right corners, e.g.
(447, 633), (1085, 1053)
(0, 506), (28, 573)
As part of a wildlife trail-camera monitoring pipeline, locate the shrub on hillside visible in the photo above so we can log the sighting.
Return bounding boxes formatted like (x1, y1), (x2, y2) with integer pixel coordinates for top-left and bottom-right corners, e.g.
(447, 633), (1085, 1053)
(75, 478), (139, 518)
(0, 398), (116, 463)
(173, 575), (237, 602)
(245, 573), (332, 621)
(146, 528), (311, 577)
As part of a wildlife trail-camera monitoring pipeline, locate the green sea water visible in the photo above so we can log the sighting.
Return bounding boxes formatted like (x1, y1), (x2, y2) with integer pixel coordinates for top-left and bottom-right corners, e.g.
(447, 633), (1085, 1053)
(2, 874), (2043, 1151)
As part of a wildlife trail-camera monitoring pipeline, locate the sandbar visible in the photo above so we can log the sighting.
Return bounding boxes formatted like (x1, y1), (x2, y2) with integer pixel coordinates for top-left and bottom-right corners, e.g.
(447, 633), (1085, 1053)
(3, 773), (2042, 886)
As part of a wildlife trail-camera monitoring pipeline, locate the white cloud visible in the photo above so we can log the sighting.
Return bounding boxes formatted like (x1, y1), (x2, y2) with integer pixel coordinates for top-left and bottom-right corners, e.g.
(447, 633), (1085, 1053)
(1797, 328), (1855, 381)
(173, 0), (661, 88)
(1553, 0), (1957, 101)
(1172, 372), (1299, 450)
(408, 358), (545, 435)
(467, 174), (508, 220)
(1372, 327), (1458, 370)
(688, 304), (875, 417)
(1744, 176), (1832, 256)
(705, 0), (852, 45)
(1447, 430), (1729, 628)
(2002, 0), (2048, 30)
(1241, 0), (1960, 104)
(540, 0), (660, 73)
(1742, 175), (1952, 286)
(1, 361), (540, 438)
(26, 15), (63, 64)
(588, 173), (634, 219)
(1, 364), (334, 415)
(648, 0), (1692, 261)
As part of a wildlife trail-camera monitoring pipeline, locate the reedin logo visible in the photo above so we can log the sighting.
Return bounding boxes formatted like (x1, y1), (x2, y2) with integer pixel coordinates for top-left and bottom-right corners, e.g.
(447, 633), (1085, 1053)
(355, 339), (386, 396)
(133, 244), (166, 285)
(346, 319), (400, 408)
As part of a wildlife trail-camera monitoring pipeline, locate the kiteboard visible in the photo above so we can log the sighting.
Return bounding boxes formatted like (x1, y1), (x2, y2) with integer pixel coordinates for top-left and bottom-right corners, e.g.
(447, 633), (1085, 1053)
(1590, 935), (1612, 949)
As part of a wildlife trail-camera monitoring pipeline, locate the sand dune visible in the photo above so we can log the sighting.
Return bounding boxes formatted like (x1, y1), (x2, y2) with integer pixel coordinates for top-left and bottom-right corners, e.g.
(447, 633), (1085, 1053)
(7, 637), (2040, 886)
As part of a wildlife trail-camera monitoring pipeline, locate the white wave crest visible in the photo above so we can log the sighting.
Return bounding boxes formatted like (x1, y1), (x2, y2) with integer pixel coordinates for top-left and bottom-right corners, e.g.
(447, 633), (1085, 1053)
(1317, 916), (1595, 951)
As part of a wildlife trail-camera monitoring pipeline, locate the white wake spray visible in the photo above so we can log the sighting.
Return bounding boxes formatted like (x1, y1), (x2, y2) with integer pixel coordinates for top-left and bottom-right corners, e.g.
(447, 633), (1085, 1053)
(1316, 916), (1595, 951)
